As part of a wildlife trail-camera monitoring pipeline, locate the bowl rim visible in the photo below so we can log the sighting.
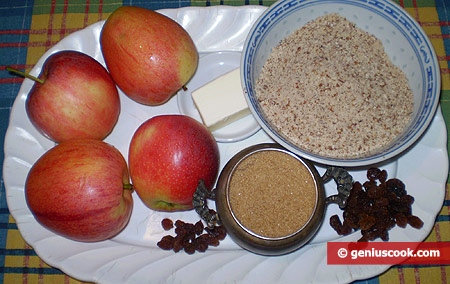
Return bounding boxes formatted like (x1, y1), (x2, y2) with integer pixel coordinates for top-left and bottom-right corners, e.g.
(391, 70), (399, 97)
(240, 0), (441, 167)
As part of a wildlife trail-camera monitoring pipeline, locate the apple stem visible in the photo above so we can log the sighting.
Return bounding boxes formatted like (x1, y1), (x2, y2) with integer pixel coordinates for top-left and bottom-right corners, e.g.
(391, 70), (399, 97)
(123, 184), (134, 191)
(6, 66), (44, 84)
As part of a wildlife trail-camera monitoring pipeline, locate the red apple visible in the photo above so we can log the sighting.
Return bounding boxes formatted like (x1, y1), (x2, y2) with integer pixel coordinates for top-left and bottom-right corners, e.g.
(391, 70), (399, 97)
(26, 50), (120, 143)
(25, 139), (133, 242)
(100, 6), (198, 106)
(129, 115), (219, 211)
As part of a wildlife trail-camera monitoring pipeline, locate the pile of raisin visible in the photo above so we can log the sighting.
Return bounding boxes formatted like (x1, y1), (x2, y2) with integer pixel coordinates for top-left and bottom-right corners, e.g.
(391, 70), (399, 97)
(157, 214), (226, 254)
(330, 167), (423, 242)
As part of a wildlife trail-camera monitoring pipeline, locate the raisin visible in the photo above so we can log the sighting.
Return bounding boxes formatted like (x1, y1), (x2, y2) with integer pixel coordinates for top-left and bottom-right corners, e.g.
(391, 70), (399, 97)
(175, 220), (185, 228)
(347, 193), (358, 208)
(194, 220), (204, 235)
(184, 243), (196, 254)
(340, 220), (353, 235)
(161, 218), (174, 231)
(362, 229), (378, 241)
(184, 243), (195, 254)
(183, 222), (195, 232)
(363, 180), (377, 191)
(373, 197), (389, 207)
(194, 239), (208, 252)
(390, 200), (410, 214)
(331, 167), (423, 243)
(175, 226), (187, 237)
(352, 182), (364, 193)
(378, 170), (388, 183)
(215, 226), (227, 240)
(358, 235), (369, 242)
(400, 194), (414, 206)
(186, 232), (196, 243)
(379, 229), (389, 241)
(173, 238), (184, 253)
(207, 237), (220, 247)
(395, 213), (408, 228)
(330, 215), (343, 234)
(367, 167), (381, 181)
(157, 235), (175, 250)
(386, 178), (406, 197)
(157, 217), (226, 254)
(358, 214), (376, 231)
(386, 219), (396, 230)
(343, 212), (359, 229)
(197, 233), (210, 241)
(367, 185), (384, 199)
(407, 215), (424, 229)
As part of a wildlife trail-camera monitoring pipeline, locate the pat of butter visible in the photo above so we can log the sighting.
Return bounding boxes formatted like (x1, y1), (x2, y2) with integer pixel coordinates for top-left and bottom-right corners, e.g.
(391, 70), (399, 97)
(192, 68), (250, 132)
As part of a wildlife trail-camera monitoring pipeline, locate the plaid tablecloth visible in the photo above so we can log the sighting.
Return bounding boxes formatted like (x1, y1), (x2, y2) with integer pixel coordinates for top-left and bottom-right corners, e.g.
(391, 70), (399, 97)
(1, 0), (449, 283)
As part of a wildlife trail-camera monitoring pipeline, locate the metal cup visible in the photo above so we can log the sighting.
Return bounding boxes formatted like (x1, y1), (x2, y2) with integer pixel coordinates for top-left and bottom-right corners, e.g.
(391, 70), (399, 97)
(194, 143), (352, 256)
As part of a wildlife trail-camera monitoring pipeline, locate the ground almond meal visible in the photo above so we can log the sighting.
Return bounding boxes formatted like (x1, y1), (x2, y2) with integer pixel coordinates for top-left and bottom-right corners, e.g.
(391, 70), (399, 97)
(228, 150), (317, 238)
(255, 14), (413, 158)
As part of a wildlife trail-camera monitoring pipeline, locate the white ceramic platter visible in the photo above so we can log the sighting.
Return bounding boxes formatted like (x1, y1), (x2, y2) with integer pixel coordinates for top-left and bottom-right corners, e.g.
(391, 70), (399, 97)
(3, 5), (448, 284)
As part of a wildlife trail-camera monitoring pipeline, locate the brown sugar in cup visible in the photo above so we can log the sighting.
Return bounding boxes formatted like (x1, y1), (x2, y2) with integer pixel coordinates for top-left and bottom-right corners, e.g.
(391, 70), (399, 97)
(228, 150), (317, 238)
(214, 143), (326, 256)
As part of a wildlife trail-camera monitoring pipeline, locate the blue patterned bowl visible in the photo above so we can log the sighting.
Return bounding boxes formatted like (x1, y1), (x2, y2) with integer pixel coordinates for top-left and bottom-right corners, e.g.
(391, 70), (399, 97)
(241, 0), (440, 167)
